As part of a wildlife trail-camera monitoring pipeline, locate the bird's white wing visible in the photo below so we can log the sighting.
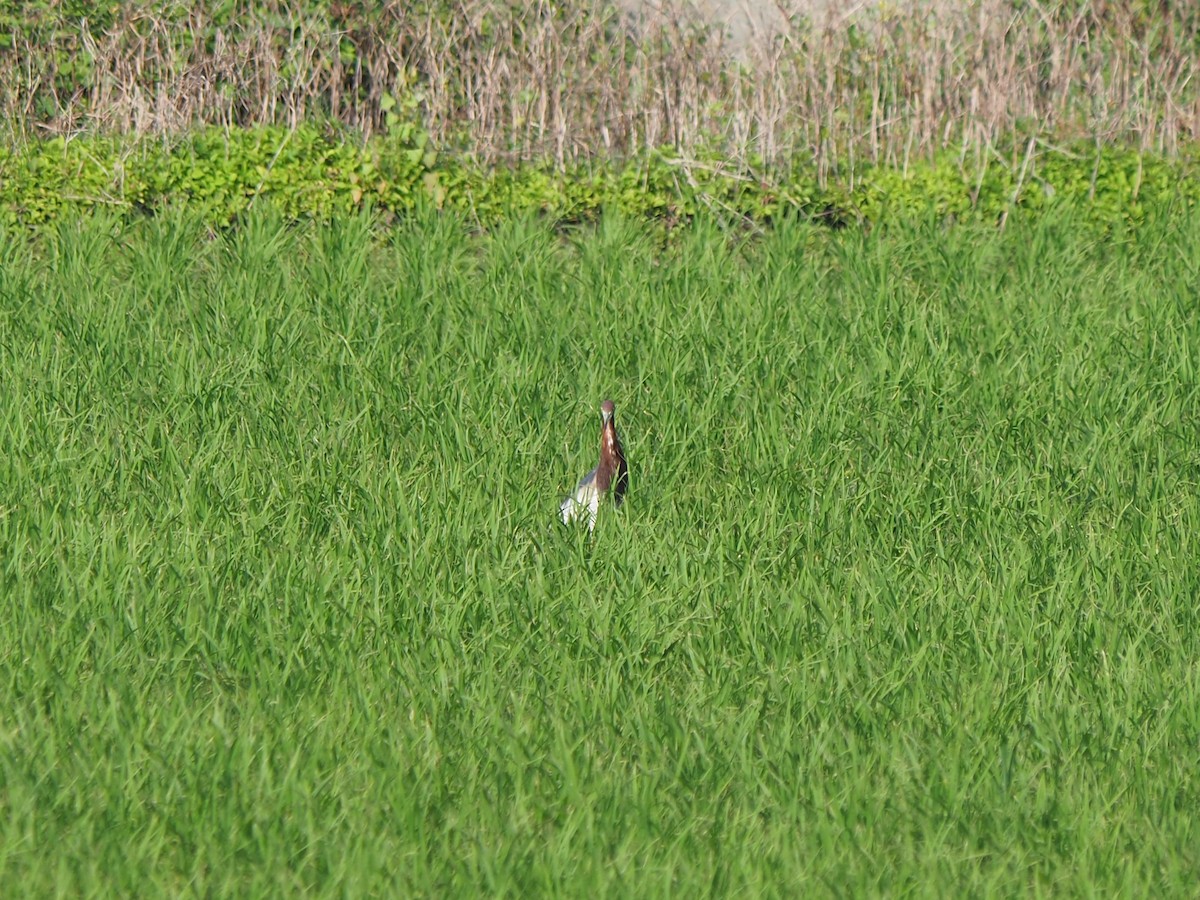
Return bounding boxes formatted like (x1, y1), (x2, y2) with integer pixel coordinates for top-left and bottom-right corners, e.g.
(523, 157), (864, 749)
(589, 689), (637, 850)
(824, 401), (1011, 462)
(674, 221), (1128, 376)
(561, 467), (600, 531)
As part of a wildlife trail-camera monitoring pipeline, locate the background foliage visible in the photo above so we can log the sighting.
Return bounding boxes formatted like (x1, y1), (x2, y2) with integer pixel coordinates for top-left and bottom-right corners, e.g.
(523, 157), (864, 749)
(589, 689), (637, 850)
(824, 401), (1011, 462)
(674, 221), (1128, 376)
(3, 124), (1198, 230)
(5, 1), (1200, 228)
(3, 0), (1200, 178)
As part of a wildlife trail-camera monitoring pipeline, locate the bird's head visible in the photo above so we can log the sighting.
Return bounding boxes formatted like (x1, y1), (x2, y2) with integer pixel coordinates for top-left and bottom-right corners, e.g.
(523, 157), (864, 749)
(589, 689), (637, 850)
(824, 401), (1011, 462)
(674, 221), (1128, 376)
(600, 399), (615, 424)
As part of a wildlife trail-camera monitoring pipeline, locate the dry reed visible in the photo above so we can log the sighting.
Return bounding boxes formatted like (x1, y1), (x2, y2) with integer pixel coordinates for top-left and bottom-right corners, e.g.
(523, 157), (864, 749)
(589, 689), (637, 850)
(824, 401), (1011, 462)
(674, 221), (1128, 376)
(3, 0), (1198, 183)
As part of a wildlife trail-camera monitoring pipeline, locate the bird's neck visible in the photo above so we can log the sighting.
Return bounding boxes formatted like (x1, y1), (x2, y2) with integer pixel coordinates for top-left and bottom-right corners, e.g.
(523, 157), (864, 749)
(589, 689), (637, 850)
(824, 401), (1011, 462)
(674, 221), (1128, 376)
(601, 422), (621, 456)
(597, 423), (623, 487)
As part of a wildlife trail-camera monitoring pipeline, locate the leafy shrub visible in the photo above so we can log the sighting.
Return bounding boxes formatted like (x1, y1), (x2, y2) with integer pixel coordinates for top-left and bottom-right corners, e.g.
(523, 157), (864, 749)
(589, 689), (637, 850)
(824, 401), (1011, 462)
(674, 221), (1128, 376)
(854, 147), (1200, 229)
(2, 126), (1199, 232)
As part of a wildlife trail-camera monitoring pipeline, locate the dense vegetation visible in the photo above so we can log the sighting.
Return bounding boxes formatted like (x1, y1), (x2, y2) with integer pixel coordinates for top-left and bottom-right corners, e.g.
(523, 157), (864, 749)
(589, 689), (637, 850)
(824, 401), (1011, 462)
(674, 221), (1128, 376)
(2, 208), (1199, 894)
(2, 124), (1197, 230)
(5, 0), (1200, 230)
(4, 0), (1200, 173)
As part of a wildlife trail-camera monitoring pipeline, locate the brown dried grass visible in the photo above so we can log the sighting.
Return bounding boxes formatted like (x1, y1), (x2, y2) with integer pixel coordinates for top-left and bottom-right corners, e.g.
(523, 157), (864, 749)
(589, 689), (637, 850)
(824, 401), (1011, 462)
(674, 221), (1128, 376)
(3, 0), (1198, 182)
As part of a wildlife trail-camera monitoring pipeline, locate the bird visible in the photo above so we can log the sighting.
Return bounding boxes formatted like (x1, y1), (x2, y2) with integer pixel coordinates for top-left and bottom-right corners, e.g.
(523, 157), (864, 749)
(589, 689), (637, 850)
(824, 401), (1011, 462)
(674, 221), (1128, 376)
(560, 399), (628, 532)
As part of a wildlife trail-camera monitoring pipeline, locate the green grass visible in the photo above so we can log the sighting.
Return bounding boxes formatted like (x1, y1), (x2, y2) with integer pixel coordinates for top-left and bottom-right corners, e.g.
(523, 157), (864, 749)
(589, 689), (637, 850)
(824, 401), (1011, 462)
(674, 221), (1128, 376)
(1, 205), (1199, 895)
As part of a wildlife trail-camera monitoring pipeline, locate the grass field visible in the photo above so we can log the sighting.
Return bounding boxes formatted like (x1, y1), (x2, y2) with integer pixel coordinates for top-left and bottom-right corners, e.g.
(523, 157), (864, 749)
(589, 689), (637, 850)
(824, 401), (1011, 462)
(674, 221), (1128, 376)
(2, 206), (1199, 895)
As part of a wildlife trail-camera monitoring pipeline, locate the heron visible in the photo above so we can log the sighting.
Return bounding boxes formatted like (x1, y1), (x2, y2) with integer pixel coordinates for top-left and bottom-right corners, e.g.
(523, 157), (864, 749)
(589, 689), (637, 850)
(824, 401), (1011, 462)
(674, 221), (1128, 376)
(560, 399), (628, 532)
